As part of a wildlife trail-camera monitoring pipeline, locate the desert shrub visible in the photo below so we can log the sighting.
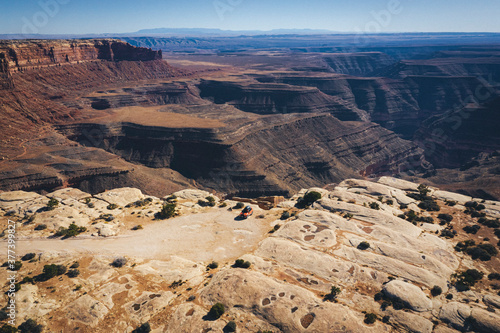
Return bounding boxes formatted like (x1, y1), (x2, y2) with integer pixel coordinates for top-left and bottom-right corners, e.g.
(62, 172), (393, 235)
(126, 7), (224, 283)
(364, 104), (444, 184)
(0, 324), (18, 333)
(207, 262), (219, 270)
(418, 199), (440, 212)
(111, 257), (127, 268)
(54, 223), (86, 238)
(399, 203), (408, 209)
(70, 262), (79, 269)
(46, 198), (59, 210)
(455, 240), (476, 252)
(465, 243), (498, 261)
(219, 202), (228, 208)
(165, 195), (177, 202)
(404, 210), (418, 222)
(465, 201), (479, 209)
(106, 204), (118, 210)
(18, 319), (42, 333)
(324, 286), (341, 302)
(67, 269), (80, 278)
(357, 241), (370, 250)
(207, 303), (225, 320)
(417, 216), (434, 223)
(233, 259), (251, 269)
(386, 199), (394, 205)
(463, 225), (481, 234)
(369, 202), (380, 210)
(21, 253), (36, 261)
(280, 211), (291, 220)
(132, 225), (143, 230)
(269, 224), (281, 233)
(9, 261), (22, 271)
(224, 321), (237, 332)
(488, 273), (500, 281)
(296, 191), (322, 208)
(34, 224), (47, 231)
(132, 323), (151, 333)
(445, 200), (457, 206)
(156, 203), (176, 219)
(235, 202), (245, 209)
(471, 211), (486, 218)
(431, 285), (442, 296)
(0, 310), (7, 321)
(206, 196), (216, 207)
(478, 218), (500, 228)
(364, 313), (377, 324)
(454, 269), (484, 291)
(440, 229), (456, 239)
(39, 264), (66, 281)
(21, 277), (34, 285)
(438, 214), (453, 223)
(446, 294), (453, 300)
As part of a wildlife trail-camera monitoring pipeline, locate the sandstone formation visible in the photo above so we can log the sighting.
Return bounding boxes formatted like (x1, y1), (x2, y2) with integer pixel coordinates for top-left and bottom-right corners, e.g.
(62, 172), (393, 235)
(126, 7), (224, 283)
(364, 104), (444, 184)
(2, 178), (499, 332)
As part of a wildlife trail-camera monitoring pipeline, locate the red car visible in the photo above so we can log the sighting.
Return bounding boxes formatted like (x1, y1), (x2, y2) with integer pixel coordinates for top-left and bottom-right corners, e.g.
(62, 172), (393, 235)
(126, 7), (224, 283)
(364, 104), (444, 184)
(238, 206), (253, 219)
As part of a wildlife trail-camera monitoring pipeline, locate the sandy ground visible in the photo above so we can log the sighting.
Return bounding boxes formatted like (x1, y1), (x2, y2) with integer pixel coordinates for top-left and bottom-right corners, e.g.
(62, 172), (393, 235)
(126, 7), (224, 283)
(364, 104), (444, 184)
(13, 210), (272, 263)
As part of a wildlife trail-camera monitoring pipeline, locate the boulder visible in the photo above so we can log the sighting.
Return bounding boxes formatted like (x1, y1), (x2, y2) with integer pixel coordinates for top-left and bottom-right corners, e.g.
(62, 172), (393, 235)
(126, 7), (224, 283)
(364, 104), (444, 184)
(483, 294), (500, 309)
(433, 190), (472, 205)
(48, 187), (91, 201)
(382, 280), (433, 312)
(439, 302), (471, 330)
(378, 177), (419, 191)
(384, 308), (433, 333)
(94, 187), (144, 207)
(470, 307), (500, 333)
(171, 189), (212, 201)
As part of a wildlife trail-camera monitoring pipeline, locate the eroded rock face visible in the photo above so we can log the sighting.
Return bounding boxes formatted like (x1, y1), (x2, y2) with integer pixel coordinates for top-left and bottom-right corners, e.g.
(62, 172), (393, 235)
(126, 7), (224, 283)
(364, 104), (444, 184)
(382, 280), (433, 312)
(439, 302), (472, 330)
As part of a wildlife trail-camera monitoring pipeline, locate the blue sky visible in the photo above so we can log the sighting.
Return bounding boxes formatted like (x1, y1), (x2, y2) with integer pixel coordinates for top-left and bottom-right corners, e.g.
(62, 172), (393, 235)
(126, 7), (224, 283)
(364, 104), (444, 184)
(0, 0), (499, 35)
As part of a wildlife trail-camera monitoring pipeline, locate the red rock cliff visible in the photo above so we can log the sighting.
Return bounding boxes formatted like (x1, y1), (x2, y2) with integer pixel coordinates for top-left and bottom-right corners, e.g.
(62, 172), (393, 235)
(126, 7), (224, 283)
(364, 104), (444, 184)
(0, 39), (162, 74)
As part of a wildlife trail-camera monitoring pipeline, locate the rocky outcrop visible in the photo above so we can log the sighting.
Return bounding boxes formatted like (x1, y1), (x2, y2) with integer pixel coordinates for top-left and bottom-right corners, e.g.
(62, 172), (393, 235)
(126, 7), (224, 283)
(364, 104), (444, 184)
(198, 79), (363, 120)
(0, 39), (162, 74)
(382, 280), (433, 312)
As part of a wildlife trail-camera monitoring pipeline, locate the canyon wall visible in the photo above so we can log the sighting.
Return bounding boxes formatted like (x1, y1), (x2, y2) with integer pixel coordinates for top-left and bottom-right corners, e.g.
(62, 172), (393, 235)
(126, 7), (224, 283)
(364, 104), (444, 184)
(0, 39), (162, 73)
(57, 113), (423, 197)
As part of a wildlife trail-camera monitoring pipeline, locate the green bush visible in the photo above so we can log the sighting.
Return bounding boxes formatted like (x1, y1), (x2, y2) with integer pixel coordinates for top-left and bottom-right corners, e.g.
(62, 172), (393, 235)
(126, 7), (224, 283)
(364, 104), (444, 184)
(156, 203), (176, 219)
(207, 303), (225, 320)
(21, 253), (36, 261)
(46, 198), (59, 210)
(431, 285), (442, 297)
(364, 313), (377, 324)
(418, 199), (440, 212)
(280, 211), (291, 220)
(34, 224), (47, 231)
(207, 262), (219, 270)
(224, 321), (236, 332)
(67, 269), (80, 278)
(357, 241), (370, 250)
(9, 261), (22, 271)
(132, 323), (151, 333)
(0, 324), (18, 333)
(206, 196), (216, 207)
(38, 264), (66, 281)
(296, 191), (322, 208)
(324, 286), (341, 302)
(369, 202), (380, 210)
(454, 269), (484, 291)
(18, 319), (42, 333)
(107, 204), (118, 210)
(111, 257), (127, 268)
(235, 202), (245, 209)
(438, 214), (453, 223)
(233, 259), (251, 269)
(54, 223), (86, 238)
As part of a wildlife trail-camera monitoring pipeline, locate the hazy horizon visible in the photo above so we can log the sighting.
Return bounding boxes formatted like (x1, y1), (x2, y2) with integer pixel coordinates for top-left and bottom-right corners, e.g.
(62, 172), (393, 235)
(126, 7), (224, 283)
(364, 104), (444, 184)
(0, 0), (499, 36)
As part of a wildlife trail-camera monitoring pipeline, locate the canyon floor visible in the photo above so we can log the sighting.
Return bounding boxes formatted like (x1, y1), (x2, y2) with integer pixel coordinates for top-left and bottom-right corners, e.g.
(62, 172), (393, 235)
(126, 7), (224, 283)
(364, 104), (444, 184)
(1, 177), (500, 332)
